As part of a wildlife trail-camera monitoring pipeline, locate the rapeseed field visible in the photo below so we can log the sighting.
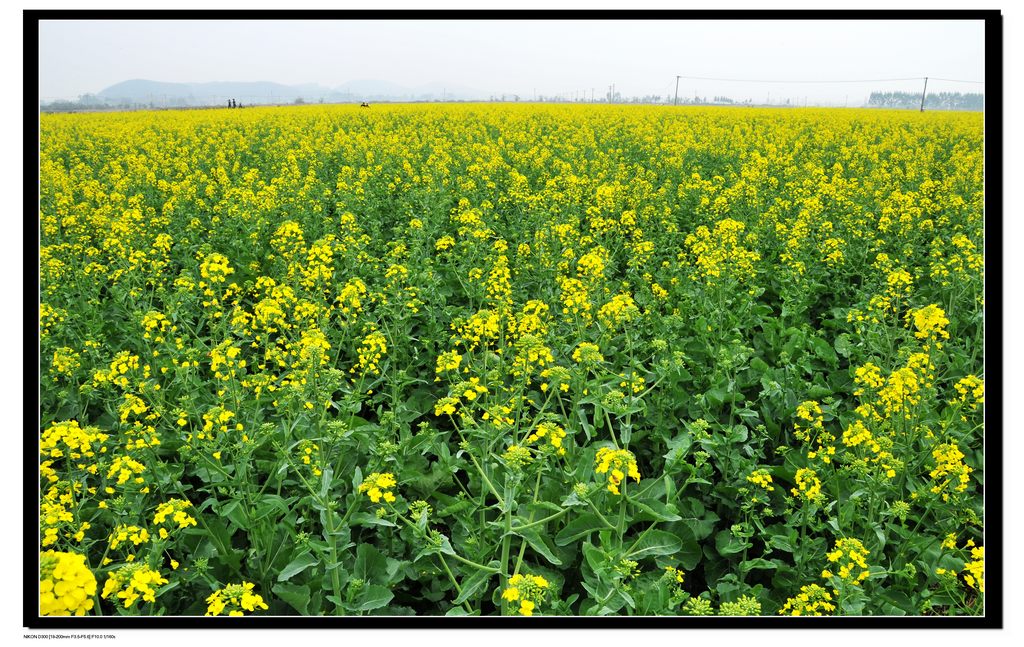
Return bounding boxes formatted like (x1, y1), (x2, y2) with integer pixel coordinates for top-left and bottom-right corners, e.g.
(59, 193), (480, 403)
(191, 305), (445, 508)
(38, 103), (984, 616)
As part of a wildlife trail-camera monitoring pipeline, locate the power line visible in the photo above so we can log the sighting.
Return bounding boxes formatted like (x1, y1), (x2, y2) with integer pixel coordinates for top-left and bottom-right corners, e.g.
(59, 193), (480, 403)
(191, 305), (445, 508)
(673, 75), (926, 84)
(929, 77), (985, 84)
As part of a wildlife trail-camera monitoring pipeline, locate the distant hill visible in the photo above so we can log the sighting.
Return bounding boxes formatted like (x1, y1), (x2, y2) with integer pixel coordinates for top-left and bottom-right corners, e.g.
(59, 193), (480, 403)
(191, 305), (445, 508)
(97, 79), (335, 107)
(86, 78), (491, 107)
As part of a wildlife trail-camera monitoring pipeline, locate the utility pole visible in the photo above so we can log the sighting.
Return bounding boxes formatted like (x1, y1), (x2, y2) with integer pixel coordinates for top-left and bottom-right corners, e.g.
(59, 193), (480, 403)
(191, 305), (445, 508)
(920, 76), (929, 112)
(674, 75), (680, 106)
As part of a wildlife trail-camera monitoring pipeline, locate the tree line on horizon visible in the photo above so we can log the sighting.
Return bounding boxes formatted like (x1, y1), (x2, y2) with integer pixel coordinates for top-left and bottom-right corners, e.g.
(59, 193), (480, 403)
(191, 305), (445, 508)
(867, 91), (984, 111)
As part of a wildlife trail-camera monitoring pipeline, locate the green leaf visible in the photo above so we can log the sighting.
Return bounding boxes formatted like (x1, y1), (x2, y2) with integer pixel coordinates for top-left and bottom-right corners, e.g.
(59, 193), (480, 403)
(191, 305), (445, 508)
(725, 424), (748, 443)
(577, 408), (595, 442)
(738, 558), (779, 574)
(272, 582), (311, 614)
(354, 543), (388, 581)
(452, 562), (499, 605)
(834, 333), (853, 358)
(736, 408), (761, 426)
(767, 527), (797, 553)
(675, 499), (718, 541)
(351, 512), (397, 528)
(705, 386), (728, 408)
(582, 541), (608, 573)
(253, 495), (294, 522)
(879, 591), (915, 615)
(663, 432), (692, 463)
(677, 534), (703, 570)
(203, 517), (241, 571)
(354, 584), (393, 611)
(631, 499), (681, 522)
(627, 530), (682, 559)
(715, 530), (752, 556)
(221, 499), (248, 530)
(277, 551), (319, 582)
(554, 513), (608, 546)
(514, 526), (562, 565)
(319, 466), (334, 499)
(809, 335), (838, 366)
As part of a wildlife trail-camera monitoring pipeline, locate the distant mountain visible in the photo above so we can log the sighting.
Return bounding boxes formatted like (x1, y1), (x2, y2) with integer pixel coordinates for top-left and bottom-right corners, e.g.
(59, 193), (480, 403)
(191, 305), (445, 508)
(97, 79), (335, 106)
(89, 78), (491, 107)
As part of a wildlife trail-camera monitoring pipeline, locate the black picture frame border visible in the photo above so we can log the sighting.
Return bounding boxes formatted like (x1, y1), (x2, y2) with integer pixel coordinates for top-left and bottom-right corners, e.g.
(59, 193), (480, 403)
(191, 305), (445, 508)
(24, 7), (1003, 630)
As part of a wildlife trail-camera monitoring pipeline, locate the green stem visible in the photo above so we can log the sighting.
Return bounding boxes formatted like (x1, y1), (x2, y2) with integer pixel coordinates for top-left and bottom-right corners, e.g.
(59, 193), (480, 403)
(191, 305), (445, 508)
(448, 552), (500, 574)
(454, 424), (505, 508)
(798, 503), (809, 573)
(322, 499), (345, 616)
(512, 508), (569, 533)
(500, 489), (512, 616)
(605, 409), (619, 449)
(586, 499), (616, 530)
(437, 554), (474, 614)
(616, 486), (628, 551)
(512, 471), (544, 576)
(623, 520), (658, 556)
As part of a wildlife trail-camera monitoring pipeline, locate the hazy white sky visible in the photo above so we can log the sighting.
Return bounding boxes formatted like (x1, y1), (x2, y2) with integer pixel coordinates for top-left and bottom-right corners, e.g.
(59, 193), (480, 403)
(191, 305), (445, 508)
(38, 19), (986, 102)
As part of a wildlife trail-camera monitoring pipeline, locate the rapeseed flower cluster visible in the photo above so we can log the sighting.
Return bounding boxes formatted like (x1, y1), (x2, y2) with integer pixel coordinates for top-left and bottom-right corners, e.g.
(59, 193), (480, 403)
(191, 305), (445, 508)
(791, 468), (824, 504)
(40, 420), (108, 462)
(594, 447), (641, 495)
(205, 582), (269, 616)
(352, 329), (387, 377)
(358, 472), (398, 504)
(109, 524), (150, 551)
(719, 595), (762, 616)
(746, 469), (774, 491)
(936, 539), (984, 594)
(822, 538), (871, 585)
(929, 442), (972, 501)
(572, 342), (603, 365)
(597, 293), (640, 329)
(297, 440), (324, 477)
(152, 499), (198, 533)
(502, 573), (550, 616)
(40, 550), (97, 616)
(101, 564), (168, 609)
(952, 375), (984, 411)
(683, 218), (760, 284)
(501, 444), (533, 470)
(526, 421), (568, 456)
(663, 566), (685, 585)
(435, 350), (463, 379)
(907, 303), (950, 348)
(841, 419), (899, 480)
(793, 401), (835, 464)
(778, 584), (837, 616)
